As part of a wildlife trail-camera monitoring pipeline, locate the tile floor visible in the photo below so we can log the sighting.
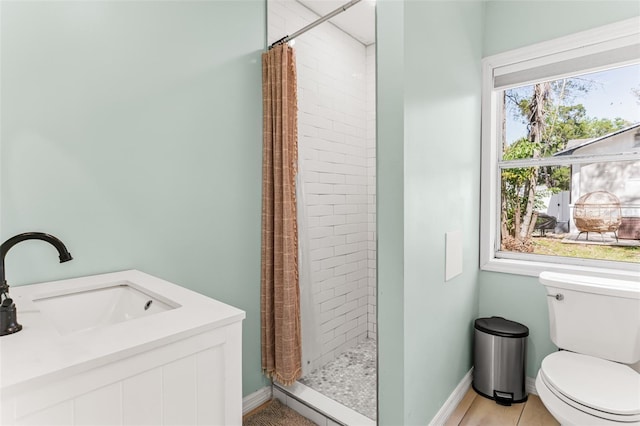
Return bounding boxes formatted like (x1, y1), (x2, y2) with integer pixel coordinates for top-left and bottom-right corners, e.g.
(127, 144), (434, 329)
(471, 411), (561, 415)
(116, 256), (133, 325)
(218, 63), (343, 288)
(299, 338), (377, 420)
(446, 388), (559, 426)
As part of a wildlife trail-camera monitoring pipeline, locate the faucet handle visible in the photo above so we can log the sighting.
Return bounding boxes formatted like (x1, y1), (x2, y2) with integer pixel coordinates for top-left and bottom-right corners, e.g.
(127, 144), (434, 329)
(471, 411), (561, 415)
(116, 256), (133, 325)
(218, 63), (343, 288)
(0, 297), (22, 336)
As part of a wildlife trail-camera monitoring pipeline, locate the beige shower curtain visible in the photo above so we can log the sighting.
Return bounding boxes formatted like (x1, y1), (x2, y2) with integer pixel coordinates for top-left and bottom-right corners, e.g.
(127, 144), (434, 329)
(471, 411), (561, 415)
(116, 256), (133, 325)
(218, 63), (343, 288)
(260, 43), (302, 386)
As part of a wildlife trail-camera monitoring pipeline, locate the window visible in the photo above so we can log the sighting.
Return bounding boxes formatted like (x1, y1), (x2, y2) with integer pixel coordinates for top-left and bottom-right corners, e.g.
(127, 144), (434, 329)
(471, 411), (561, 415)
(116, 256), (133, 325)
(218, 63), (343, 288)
(480, 17), (640, 277)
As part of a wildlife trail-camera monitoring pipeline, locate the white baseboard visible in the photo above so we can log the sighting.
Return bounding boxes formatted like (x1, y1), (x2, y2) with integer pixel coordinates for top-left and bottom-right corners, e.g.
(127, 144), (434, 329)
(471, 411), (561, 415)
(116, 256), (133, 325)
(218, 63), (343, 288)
(429, 369), (538, 425)
(429, 368), (473, 425)
(247, 375), (536, 420)
(526, 376), (538, 396)
(243, 386), (272, 415)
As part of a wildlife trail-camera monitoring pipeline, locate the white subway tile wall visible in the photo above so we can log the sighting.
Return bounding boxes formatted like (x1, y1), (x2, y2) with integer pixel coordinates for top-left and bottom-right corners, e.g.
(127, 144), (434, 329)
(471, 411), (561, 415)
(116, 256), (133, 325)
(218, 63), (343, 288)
(365, 43), (376, 341)
(268, 0), (376, 370)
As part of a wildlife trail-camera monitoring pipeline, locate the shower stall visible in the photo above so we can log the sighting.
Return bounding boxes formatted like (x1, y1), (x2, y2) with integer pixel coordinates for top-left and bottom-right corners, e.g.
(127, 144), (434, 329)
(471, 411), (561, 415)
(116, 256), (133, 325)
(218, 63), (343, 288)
(267, 0), (377, 422)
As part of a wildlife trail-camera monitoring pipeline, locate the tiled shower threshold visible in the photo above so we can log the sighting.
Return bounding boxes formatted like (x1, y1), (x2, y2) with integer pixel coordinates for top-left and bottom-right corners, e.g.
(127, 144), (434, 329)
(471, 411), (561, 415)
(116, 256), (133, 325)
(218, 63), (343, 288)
(273, 381), (375, 426)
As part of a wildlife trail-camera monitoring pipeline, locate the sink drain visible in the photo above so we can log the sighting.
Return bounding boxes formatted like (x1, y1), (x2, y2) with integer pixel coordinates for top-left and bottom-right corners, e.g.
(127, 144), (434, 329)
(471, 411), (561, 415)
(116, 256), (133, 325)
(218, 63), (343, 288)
(144, 300), (153, 311)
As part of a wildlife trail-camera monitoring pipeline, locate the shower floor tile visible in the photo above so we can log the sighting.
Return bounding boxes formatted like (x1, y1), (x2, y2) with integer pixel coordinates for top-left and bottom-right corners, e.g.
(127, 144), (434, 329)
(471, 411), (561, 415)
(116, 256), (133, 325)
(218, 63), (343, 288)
(299, 338), (377, 420)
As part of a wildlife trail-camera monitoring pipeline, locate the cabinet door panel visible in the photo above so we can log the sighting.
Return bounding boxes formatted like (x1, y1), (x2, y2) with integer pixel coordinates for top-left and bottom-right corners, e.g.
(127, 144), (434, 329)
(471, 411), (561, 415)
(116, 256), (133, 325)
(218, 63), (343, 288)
(196, 345), (225, 425)
(163, 354), (197, 425)
(123, 368), (162, 426)
(74, 383), (122, 425)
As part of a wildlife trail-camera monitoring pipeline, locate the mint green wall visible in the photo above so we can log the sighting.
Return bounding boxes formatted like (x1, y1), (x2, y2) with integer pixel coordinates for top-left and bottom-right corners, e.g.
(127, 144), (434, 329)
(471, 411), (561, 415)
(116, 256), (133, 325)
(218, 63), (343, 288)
(0, 0), (268, 396)
(478, 273), (557, 378)
(376, 0), (405, 423)
(484, 1), (640, 56)
(403, 1), (483, 423)
(377, 1), (484, 423)
(480, 1), (640, 379)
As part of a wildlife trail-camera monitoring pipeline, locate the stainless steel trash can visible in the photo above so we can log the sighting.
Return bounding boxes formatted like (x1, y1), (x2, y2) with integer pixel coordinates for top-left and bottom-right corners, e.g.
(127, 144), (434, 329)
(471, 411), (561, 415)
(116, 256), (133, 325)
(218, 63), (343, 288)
(473, 316), (528, 405)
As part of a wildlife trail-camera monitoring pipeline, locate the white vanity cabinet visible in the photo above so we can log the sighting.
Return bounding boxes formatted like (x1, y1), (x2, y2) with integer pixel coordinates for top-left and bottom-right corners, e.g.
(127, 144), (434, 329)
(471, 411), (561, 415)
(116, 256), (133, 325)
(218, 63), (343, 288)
(0, 271), (245, 426)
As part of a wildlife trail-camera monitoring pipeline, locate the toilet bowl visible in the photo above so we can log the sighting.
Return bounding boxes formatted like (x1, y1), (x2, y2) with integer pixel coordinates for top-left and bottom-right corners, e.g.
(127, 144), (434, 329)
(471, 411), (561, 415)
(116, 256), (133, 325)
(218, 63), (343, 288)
(537, 272), (640, 426)
(536, 351), (640, 425)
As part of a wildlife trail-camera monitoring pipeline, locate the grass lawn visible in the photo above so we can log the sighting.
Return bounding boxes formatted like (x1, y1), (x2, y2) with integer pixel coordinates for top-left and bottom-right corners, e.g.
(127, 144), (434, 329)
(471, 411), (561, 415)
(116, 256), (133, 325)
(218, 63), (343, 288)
(533, 237), (640, 263)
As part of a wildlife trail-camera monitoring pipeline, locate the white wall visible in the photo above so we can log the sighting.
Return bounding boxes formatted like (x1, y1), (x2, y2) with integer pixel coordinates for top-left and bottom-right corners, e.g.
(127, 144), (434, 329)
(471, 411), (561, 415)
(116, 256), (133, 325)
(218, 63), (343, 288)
(268, 0), (376, 372)
(571, 130), (640, 210)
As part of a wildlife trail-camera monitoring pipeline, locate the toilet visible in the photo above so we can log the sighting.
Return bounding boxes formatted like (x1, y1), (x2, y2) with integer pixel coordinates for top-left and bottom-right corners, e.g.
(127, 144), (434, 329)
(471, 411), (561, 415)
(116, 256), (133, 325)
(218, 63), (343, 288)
(536, 271), (640, 425)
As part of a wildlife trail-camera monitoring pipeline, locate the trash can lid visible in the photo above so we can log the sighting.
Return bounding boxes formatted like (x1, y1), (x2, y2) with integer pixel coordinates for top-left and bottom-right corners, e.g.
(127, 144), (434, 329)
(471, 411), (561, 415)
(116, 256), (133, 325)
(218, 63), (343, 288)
(474, 316), (529, 338)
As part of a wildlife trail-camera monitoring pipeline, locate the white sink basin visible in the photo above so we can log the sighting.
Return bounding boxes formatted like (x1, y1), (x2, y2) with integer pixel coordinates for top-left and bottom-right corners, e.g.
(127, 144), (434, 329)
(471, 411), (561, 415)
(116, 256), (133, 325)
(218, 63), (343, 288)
(33, 282), (178, 335)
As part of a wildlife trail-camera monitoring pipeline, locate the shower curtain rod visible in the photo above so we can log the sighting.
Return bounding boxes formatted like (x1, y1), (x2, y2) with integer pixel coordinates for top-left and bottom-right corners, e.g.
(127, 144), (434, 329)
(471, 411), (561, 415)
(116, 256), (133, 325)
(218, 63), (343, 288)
(269, 0), (362, 49)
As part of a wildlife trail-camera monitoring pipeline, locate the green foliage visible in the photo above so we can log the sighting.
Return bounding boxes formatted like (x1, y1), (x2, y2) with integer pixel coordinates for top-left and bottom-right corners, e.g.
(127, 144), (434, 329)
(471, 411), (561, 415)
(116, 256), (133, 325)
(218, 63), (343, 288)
(501, 138), (538, 237)
(547, 166), (571, 191)
(502, 137), (538, 188)
(542, 105), (630, 155)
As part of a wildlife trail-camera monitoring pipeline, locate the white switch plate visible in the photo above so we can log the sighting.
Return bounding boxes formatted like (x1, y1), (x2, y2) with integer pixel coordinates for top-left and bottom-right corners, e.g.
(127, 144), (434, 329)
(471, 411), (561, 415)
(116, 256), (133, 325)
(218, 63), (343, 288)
(445, 230), (463, 281)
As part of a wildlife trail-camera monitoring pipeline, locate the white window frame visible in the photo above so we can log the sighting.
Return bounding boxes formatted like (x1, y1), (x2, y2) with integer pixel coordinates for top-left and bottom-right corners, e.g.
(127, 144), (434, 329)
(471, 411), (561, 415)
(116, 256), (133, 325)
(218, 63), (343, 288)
(480, 17), (640, 279)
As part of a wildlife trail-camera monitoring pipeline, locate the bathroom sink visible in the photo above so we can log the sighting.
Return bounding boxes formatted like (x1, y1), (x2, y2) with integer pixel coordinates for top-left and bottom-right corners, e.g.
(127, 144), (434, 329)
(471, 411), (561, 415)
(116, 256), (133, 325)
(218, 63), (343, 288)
(33, 282), (178, 335)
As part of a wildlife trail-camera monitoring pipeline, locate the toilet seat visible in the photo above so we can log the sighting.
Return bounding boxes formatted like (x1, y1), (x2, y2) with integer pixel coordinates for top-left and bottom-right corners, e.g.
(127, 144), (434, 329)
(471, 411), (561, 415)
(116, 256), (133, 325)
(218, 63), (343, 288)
(540, 351), (640, 423)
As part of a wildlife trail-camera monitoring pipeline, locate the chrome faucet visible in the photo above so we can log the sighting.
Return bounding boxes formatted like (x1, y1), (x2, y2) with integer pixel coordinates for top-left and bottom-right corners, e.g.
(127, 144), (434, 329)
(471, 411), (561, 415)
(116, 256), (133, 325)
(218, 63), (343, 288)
(0, 232), (73, 336)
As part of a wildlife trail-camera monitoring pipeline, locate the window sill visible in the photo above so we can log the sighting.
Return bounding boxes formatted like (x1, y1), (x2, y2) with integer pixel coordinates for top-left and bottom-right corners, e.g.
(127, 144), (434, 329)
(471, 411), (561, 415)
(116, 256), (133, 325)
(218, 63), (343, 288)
(481, 256), (640, 280)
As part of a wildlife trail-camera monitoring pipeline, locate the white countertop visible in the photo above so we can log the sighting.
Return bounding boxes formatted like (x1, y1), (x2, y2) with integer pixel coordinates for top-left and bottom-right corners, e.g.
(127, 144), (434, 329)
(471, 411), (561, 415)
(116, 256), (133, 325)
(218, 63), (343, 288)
(0, 270), (245, 394)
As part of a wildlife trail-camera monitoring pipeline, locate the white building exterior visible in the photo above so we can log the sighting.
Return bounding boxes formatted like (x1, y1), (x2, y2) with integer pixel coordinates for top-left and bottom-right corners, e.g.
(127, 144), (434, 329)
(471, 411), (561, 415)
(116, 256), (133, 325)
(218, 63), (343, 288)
(554, 124), (640, 237)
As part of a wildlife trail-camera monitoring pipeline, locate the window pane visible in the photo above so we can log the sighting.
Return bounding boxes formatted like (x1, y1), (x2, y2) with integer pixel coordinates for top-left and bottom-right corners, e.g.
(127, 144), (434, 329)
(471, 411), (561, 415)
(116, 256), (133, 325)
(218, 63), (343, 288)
(502, 64), (640, 160)
(499, 160), (639, 264)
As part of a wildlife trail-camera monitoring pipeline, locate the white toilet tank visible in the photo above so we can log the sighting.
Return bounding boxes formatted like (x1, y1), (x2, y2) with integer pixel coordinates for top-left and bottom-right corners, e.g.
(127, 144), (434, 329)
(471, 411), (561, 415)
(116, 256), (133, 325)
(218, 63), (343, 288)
(539, 271), (640, 365)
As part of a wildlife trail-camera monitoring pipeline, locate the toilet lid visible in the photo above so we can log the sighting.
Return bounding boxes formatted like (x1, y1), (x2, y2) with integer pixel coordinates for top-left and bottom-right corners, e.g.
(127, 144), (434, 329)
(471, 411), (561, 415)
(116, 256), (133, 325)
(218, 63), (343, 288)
(541, 351), (640, 417)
